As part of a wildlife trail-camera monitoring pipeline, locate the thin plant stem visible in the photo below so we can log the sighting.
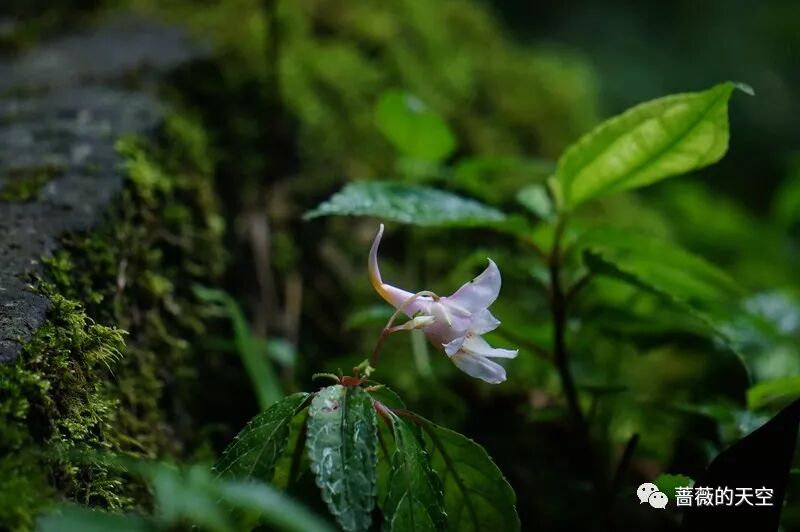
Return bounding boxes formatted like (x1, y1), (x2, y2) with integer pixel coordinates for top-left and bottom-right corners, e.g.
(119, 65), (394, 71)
(548, 216), (608, 502)
(549, 218), (585, 429)
(369, 290), (437, 369)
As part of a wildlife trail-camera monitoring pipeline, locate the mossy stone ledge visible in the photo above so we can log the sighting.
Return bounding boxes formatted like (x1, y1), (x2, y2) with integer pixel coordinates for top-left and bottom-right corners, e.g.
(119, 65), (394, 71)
(0, 17), (224, 528)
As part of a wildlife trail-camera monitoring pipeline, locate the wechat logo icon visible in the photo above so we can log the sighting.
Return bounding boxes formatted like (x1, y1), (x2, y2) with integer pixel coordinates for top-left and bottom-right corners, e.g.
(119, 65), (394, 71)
(637, 483), (668, 509)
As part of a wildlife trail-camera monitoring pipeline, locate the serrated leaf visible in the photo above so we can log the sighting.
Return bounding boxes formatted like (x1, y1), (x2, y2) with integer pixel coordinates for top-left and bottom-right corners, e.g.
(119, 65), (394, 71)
(375, 90), (455, 162)
(304, 182), (506, 227)
(555, 82), (748, 210)
(215, 393), (310, 481)
(654, 473), (694, 500)
(272, 407), (310, 490)
(579, 226), (739, 312)
(420, 419), (519, 531)
(367, 385), (407, 410)
(384, 416), (445, 531)
(307, 385), (378, 532)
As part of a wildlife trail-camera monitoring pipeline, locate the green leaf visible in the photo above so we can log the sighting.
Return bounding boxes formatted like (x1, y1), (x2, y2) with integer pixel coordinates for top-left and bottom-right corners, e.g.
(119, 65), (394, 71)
(272, 407), (310, 490)
(367, 385), (407, 410)
(516, 184), (555, 220)
(747, 377), (800, 410)
(384, 416), (446, 531)
(38, 507), (153, 532)
(579, 226), (739, 312)
(452, 156), (554, 204)
(304, 182), (506, 227)
(151, 465), (236, 532)
(150, 463), (332, 532)
(654, 473), (695, 500)
(265, 338), (297, 367)
(214, 480), (335, 532)
(420, 419), (519, 531)
(306, 385), (378, 532)
(554, 82), (749, 210)
(375, 90), (455, 163)
(215, 393), (311, 481)
(194, 286), (282, 409)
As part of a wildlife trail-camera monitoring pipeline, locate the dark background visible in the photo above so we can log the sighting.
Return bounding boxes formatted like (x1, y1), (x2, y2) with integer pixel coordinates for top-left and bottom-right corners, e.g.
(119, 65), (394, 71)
(489, 0), (800, 211)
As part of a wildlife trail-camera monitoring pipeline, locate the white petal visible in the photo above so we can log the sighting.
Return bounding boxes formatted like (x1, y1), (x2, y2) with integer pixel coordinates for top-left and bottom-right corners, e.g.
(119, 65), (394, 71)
(430, 297), (472, 336)
(446, 259), (501, 312)
(443, 335), (466, 356)
(462, 334), (518, 359)
(449, 351), (507, 384)
(368, 224), (428, 316)
(470, 308), (501, 334)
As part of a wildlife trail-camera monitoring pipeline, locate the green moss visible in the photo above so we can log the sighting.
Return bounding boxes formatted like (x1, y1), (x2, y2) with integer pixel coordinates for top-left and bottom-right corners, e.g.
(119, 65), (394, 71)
(0, 111), (225, 528)
(0, 290), (126, 529)
(0, 165), (61, 202)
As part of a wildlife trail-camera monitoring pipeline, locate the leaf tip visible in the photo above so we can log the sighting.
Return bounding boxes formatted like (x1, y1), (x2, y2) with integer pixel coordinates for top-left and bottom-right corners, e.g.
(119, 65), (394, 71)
(302, 208), (322, 221)
(732, 81), (755, 96)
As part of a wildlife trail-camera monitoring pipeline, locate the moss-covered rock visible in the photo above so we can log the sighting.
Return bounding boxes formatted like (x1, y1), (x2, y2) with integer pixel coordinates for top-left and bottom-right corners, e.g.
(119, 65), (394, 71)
(0, 113), (225, 529)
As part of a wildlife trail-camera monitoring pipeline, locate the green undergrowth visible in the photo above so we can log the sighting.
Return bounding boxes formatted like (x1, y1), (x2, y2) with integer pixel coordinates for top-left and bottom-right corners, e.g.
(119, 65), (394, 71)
(0, 113), (226, 529)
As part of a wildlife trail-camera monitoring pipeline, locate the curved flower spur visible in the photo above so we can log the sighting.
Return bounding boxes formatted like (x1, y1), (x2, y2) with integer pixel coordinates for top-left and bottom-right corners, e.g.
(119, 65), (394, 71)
(368, 224), (517, 383)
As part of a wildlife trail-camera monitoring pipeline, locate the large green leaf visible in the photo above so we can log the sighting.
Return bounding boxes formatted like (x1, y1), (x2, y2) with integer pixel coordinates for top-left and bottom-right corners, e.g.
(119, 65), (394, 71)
(579, 226), (740, 312)
(304, 181), (506, 227)
(384, 416), (445, 531)
(554, 82), (750, 210)
(306, 385), (378, 532)
(215, 393), (310, 481)
(420, 419), (519, 531)
(375, 90), (455, 163)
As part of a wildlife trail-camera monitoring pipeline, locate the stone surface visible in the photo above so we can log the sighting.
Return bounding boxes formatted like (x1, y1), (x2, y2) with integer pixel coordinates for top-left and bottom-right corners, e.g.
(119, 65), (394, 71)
(0, 17), (201, 361)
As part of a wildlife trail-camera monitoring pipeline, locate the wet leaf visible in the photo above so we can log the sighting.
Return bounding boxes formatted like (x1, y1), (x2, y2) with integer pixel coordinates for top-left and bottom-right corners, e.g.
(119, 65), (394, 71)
(306, 385), (378, 532)
(383, 416), (445, 531)
(304, 181), (506, 227)
(420, 418), (519, 531)
(215, 393), (311, 481)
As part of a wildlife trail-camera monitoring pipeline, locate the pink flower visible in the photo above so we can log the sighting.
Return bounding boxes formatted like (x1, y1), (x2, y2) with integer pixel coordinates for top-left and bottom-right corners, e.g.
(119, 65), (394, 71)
(369, 224), (517, 383)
